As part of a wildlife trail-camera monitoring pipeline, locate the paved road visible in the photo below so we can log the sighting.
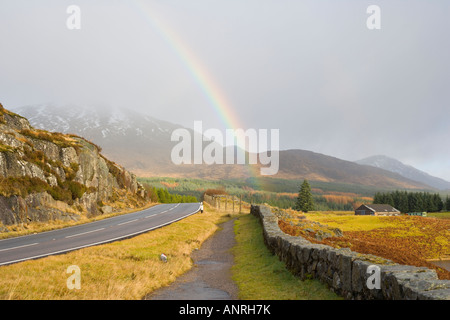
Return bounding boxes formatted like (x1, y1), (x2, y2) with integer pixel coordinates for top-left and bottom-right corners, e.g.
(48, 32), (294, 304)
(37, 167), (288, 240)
(0, 202), (201, 266)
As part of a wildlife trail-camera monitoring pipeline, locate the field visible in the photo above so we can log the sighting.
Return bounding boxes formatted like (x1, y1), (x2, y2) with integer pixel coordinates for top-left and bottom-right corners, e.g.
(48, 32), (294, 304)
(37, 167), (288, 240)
(277, 210), (450, 280)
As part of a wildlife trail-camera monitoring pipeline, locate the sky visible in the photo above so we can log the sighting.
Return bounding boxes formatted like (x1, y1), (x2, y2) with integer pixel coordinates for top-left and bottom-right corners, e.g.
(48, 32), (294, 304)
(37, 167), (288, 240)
(0, 0), (449, 180)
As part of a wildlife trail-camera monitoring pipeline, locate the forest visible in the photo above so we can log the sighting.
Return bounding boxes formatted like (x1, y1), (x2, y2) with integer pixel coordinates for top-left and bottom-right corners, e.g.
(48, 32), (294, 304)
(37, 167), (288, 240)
(373, 190), (450, 213)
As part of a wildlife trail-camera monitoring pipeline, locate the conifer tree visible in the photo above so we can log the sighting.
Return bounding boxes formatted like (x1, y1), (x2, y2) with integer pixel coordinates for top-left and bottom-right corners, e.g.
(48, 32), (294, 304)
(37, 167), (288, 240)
(296, 179), (314, 213)
(445, 196), (450, 211)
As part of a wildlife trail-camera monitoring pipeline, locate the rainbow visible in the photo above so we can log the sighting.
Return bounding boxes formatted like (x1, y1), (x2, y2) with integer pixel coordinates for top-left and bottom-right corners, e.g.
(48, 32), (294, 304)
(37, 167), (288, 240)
(131, 1), (243, 132)
(130, 2), (273, 190)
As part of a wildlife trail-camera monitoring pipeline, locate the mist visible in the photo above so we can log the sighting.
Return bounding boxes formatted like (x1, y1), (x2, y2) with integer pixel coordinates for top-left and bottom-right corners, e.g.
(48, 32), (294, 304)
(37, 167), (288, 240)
(0, 0), (449, 180)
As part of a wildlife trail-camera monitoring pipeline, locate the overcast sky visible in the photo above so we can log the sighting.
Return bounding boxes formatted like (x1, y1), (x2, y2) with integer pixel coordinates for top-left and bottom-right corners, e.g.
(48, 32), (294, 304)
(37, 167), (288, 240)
(0, 0), (449, 180)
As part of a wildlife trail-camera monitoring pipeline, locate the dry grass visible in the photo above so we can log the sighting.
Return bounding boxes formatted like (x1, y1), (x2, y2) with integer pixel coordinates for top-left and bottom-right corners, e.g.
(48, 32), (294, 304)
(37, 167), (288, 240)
(0, 203), (240, 300)
(279, 211), (450, 280)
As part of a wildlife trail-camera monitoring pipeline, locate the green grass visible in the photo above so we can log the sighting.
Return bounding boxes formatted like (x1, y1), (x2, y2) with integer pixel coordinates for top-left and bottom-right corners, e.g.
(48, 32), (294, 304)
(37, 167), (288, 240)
(427, 212), (450, 219)
(231, 214), (342, 300)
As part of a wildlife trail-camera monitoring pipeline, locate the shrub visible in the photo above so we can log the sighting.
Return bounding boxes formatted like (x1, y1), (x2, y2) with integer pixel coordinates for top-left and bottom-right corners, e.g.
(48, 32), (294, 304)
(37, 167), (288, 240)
(204, 188), (228, 196)
(67, 181), (87, 200)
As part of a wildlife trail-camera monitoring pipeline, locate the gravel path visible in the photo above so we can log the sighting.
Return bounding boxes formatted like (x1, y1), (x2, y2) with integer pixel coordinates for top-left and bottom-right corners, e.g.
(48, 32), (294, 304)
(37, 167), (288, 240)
(145, 218), (239, 300)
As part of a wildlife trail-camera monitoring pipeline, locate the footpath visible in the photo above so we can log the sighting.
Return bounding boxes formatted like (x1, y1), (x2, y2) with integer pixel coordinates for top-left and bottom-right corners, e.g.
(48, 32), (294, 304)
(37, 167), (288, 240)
(145, 218), (239, 300)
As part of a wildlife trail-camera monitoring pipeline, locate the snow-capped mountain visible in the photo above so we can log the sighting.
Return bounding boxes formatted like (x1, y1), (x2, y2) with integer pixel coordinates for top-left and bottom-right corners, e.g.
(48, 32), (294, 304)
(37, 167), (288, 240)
(13, 103), (177, 141)
(12, 104), (185, 176)
(355, 155), (450, 190)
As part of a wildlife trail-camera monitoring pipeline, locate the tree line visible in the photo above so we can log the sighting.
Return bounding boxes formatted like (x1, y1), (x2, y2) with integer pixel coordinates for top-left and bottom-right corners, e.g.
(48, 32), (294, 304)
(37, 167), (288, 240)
(144, 185), (198, 204)
(373, 190), (450, 213)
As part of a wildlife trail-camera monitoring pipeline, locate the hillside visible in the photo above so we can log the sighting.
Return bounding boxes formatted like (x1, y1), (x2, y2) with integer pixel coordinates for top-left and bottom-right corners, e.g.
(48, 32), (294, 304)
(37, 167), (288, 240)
(12, 104), (434, 191)
(355, 155), (450, 191)
(0, 103), (147, 227)
(12, 104), (248, 179)
(273, 149), (433, 190)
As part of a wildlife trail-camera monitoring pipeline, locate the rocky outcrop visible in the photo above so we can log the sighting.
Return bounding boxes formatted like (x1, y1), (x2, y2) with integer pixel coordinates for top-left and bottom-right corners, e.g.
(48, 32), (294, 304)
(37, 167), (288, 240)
(251, 205), (450, 300)
(0, 104), (147, 227)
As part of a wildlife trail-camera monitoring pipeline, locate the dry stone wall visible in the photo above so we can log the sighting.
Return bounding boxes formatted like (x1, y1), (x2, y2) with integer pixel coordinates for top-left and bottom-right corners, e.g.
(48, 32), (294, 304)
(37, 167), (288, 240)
(251, 205), (450, 300)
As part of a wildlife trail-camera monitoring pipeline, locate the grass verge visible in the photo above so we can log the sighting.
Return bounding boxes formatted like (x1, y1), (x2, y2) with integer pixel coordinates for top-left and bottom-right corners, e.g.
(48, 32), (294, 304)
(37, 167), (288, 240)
(0, 204), (235, 300)
(231, 213), (342, 300)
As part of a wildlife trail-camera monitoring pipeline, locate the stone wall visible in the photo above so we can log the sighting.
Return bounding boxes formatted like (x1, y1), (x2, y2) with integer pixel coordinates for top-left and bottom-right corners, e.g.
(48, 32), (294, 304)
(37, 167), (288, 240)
(251, 205), (450, 300)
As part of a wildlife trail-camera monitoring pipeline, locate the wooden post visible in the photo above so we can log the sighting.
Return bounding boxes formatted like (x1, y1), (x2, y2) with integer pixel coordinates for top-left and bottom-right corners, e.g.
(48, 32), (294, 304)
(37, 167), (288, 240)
(233, 196), (235, 212)
(225, 196), (228, 211)
(239, 195), (242, 214)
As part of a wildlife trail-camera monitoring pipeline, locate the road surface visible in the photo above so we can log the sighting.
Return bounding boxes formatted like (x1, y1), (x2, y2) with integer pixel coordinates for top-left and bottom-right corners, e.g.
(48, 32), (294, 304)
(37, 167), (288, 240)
(0, 202), (201, 266)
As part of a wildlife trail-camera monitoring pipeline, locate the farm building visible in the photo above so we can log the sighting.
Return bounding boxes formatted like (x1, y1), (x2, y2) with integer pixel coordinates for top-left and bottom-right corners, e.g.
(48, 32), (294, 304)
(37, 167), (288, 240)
(355, 204), (401, 216)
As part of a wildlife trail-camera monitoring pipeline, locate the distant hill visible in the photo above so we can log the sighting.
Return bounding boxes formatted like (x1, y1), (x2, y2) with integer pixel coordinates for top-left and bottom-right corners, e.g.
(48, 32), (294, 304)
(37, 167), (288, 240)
(13, 104), (434, 191)
(355, 155), (450, 191)
(272, 149), (432, 190)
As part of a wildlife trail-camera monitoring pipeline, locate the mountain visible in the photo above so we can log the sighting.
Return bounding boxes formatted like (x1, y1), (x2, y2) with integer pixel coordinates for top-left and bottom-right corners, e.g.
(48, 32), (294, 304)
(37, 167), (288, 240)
(269, 149), (432, 190)
(0, 103), (147, 227)
(355, 155), (450, 191)
(12, 103), (244, 179)
(12, 104), (433, 191)
(13, 103), (181, 177)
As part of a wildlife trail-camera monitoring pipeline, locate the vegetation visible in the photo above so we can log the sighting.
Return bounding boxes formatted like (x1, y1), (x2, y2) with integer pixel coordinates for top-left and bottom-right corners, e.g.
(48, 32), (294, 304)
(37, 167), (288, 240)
(0, 142), (15, 153)
(295, 180), (314, 212)
(0, 204), (235, 299)
(278, 211), (450, 280)
(373, 190), (445, 213)
(232, 214), (341, 300)
(142, 184), (198, 203)
(427, 212), (450, 219)
(138, 177), (374, 211)
(0, 176), (50, 198)
(0, 103), (27, 123)
(204, 188), (228, 196)
(19, 128), (81, 152)
(0, 176), (90, 205)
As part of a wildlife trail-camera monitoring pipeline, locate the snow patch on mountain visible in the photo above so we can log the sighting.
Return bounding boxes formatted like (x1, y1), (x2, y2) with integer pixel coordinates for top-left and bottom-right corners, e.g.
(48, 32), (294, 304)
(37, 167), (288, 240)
(356, 155), (450, 190)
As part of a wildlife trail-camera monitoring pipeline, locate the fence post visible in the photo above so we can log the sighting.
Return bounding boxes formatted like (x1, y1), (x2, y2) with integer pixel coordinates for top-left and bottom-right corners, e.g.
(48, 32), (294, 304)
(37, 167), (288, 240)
(233, 196), (235, 212)
(239, 195), (242, 214)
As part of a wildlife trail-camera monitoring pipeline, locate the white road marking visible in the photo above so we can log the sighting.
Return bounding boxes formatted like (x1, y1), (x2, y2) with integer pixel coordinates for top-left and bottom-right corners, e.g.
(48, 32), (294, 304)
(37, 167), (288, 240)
(0, 242), (39, 252)
(0, 203), (202, 266)
(65, 228), (105, 239)
(117, 219), (138, 226)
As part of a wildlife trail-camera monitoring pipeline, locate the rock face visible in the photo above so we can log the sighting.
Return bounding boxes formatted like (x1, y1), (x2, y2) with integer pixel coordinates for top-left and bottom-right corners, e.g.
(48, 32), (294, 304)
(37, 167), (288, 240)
(251, 205), (450, 300)
(0, 104), (147, 227)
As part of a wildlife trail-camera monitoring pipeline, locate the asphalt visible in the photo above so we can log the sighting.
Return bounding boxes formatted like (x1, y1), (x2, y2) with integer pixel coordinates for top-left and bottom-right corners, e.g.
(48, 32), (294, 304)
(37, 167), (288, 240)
(0, 202), (201, 266)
